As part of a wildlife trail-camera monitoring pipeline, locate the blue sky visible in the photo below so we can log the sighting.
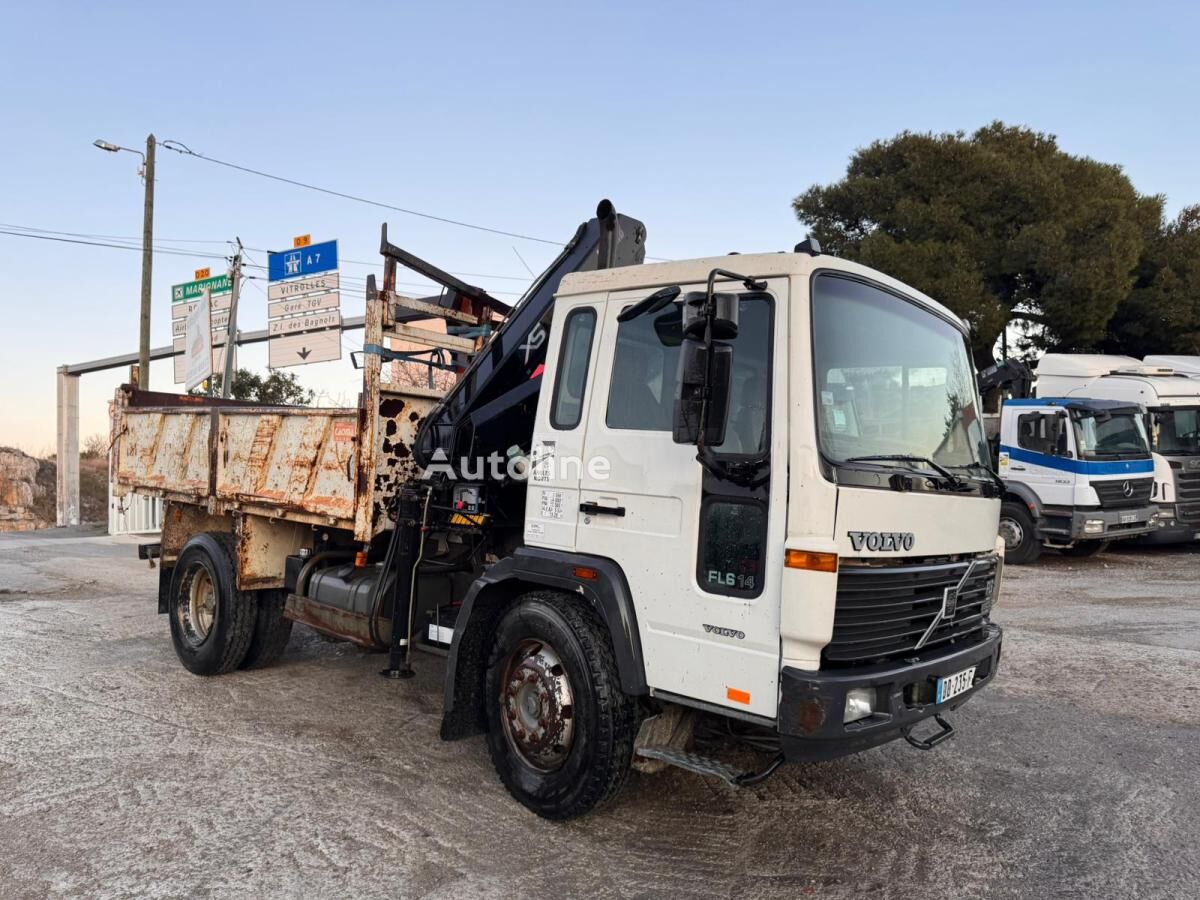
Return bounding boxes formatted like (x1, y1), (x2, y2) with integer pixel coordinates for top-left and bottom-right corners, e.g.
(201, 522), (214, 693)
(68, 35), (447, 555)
(1, 0), (1197, 453)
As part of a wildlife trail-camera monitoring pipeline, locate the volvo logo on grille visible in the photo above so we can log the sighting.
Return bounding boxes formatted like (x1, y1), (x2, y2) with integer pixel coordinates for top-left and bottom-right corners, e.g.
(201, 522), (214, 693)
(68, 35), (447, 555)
(1122, 480), (1134, 498)
(847, 531), (915, 552)
(914, 558), (985, 650)
(943, 585), (960, 618)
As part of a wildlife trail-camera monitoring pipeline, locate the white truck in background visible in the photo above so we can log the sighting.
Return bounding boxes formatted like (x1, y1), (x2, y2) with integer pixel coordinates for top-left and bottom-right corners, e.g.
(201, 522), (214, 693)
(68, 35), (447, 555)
(1036, 354), (1200, 545)
(992, 394), (1158, 564)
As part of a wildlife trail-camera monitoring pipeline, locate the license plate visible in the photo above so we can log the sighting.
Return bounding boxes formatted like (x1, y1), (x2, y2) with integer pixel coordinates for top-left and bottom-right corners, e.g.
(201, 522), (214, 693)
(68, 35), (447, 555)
(936, 666), (976, 704)
(1120, 513), (1137, 524)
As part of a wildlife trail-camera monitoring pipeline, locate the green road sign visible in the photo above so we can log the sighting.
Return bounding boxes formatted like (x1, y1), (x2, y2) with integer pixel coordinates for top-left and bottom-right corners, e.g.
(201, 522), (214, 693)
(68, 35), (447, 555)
(172, 273), (231, 303)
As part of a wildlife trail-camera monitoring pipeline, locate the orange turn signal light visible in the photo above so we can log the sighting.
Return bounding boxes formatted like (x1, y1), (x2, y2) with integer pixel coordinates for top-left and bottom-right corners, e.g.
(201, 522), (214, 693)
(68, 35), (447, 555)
(354, 551), (368, 568)
(784, 549), (838, 573)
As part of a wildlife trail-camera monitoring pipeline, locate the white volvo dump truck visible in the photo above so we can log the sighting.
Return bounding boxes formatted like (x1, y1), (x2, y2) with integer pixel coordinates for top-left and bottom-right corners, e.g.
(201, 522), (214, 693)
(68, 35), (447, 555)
(1036, 354), (1200, 544)
(113, 203), (1005, 819)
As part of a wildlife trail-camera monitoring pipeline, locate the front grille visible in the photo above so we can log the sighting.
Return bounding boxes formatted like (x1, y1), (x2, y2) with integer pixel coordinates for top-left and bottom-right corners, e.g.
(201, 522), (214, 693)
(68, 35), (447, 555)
(1176, 469), (1200, 523)
(1092, 477), (1153, 509)
(824, 557), (998, 667)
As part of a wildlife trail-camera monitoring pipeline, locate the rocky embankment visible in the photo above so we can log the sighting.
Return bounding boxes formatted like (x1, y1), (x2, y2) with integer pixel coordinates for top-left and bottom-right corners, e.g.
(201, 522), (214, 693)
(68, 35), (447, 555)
(0, 447), (54, 531)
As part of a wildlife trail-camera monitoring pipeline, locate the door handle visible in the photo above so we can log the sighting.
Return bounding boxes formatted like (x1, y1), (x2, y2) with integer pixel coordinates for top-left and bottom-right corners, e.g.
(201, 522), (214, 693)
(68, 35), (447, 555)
(1009, 465), (1026, 471)
(579, 501), (626, 517)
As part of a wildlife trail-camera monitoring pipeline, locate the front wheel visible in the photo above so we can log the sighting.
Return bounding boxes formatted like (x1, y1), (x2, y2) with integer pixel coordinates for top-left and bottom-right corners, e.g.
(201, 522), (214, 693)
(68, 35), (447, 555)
(999, 501), (1041, 565)
(484, 591), (637, 820)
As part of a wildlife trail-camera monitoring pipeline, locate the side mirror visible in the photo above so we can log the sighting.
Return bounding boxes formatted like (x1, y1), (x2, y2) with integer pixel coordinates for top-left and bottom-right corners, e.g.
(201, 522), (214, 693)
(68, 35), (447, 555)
(673, 338), (732, 445)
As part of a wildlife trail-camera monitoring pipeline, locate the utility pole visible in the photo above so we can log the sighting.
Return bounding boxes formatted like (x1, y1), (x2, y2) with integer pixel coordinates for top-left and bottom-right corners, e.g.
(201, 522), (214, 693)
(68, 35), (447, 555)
(139, 134), (156, 389)
(221, 239), (242, 397)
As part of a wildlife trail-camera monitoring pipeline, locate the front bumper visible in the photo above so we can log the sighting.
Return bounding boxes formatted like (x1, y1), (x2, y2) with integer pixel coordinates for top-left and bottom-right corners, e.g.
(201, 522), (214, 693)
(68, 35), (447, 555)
(1137, 505), (1200, 544)
(1067, 504), (1158, 540)
(777, 625), (1002, 762)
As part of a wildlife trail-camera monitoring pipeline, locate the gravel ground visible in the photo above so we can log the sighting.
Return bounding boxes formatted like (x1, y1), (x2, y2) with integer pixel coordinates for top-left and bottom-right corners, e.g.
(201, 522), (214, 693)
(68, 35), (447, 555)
(1, 528), (1198, 899)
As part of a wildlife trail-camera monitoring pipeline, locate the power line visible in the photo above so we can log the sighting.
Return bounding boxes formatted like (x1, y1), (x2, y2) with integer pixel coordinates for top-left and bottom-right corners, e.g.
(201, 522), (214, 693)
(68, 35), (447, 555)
(0, 228), (230, 261)
(160, 141), (563, 246)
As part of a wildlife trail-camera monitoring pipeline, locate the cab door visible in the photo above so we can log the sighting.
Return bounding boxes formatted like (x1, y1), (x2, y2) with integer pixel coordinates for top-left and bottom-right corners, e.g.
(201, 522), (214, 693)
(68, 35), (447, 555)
(1004, 408), (1076, 505)
(572, 281), (787, 719)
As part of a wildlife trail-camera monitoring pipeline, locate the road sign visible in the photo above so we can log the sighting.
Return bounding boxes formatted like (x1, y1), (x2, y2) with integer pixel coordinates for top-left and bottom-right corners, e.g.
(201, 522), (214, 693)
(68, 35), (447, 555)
(268, 290), (341, 319)
(293, 234), (311, 248)
(173, 308), (230, 337)
(267, 273), (338, 301)
(268, 240), (337, 282)
(269, 330), (340, 368)
(172, 294), (232, 319)
(194, 267), (210, 280)
(172, 273), (231, 303)
(268, 310), (342, 337)
(184, 293), (213, 391)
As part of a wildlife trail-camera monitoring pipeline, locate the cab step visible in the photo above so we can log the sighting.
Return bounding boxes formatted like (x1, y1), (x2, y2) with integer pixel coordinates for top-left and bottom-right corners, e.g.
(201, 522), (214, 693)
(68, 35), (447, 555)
(635, 747), (784, 786)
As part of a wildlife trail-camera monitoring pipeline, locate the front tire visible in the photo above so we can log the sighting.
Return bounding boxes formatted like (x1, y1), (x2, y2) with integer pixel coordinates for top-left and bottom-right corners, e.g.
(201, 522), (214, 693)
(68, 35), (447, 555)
(484, 591), (637, 820)
(168, 532), (256, 676)
(999, 501), (1042, 565)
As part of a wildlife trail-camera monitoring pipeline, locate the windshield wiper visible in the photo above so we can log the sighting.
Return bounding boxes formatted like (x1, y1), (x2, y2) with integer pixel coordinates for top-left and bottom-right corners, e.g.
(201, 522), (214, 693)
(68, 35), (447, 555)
(844, 454), (966, 489)
(951, 461), (1005, 493)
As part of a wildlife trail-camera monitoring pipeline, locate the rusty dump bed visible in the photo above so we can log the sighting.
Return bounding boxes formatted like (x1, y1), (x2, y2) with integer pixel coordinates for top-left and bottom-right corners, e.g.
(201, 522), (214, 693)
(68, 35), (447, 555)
(111, 385), (439, 542)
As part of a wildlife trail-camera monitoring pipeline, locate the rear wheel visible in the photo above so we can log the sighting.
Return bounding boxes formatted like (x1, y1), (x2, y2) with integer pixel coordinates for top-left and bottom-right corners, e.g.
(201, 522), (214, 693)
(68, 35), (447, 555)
(484, 591), (637, 820)
(168, 532), (256, 676)
(1060, 540), (1110, 558)
(999, 501), (1041, 565)
(239, 589), (293, 670)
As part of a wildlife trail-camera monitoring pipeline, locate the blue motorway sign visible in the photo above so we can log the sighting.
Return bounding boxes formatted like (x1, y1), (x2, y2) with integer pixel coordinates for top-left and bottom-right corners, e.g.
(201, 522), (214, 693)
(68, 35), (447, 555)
(268, 239), (338, 282)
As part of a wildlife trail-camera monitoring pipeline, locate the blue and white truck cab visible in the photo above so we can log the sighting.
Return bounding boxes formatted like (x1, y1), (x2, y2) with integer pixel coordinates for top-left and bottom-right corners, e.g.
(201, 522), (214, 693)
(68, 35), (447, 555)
(1037, 354), (1200, 544)
(994, 396), (1158, 563)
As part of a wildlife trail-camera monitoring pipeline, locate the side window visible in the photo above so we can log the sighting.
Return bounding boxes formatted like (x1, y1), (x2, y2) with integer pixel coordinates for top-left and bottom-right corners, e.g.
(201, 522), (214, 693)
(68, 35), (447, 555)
(1017, 413), (1064, 455)
(606, 296), (772, 455)
(698, 500), (766, 598)
(550, 308), (597, 430)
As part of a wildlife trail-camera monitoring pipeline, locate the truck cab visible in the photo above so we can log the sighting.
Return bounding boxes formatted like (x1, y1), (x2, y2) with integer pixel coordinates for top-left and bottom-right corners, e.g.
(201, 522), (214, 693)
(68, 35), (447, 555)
(509, 251), (1004, 779)
(1036, 354), (1200, 544)
(994, 397), (1158, 562)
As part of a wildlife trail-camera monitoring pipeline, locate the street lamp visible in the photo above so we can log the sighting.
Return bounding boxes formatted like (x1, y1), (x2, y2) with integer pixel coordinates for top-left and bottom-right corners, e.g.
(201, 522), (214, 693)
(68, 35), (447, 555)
(94, 134), (155, 390)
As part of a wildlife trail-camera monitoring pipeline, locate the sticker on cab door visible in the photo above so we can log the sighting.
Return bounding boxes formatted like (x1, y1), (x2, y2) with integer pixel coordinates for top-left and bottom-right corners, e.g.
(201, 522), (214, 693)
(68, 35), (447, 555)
(998, 452), (1009, 471)
(540, 489), (565, 520)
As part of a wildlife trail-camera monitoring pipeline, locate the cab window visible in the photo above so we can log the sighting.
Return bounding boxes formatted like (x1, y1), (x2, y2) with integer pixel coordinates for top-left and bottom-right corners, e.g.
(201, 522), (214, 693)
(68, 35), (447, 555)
(550, 308), (597, 429)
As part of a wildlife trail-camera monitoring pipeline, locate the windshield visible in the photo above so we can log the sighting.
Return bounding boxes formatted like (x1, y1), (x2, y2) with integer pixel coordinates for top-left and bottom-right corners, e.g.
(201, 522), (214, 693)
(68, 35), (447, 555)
(1149, 407), (1200, 455)
(1072, 412), (1150, 459)
(811, 274), (987, 471)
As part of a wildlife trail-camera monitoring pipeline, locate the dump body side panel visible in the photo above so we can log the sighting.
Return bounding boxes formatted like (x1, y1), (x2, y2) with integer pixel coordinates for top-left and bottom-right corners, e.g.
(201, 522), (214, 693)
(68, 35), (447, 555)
(217, 409), (359, 523)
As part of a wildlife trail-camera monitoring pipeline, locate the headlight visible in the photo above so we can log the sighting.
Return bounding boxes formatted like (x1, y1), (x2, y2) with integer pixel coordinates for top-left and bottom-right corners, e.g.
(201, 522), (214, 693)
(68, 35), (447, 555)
(1084, 519), (1105, 534)
(844, 687), (876, 724)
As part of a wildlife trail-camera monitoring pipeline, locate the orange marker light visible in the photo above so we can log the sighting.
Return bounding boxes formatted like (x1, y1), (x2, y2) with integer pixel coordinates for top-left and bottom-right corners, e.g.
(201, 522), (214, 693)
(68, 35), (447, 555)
(727, 687), (751, 705)
(784, 549), (839, 573)
(573, 566), (599, 581)
(354, 551), (368, 568)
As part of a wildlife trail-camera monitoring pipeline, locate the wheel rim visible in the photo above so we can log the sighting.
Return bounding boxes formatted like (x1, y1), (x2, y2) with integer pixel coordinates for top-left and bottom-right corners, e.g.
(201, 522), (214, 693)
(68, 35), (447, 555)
(998, 516), (1024, 551)
(178, 566), (217, 647)
(499, 638), (576, 771)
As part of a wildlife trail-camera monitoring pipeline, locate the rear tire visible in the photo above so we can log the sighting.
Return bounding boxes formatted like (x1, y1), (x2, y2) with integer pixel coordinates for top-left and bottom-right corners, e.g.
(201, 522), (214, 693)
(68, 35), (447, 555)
(484, 591), (637, 820)
(239, 589), (294, 670)
(1060, 540), (1109, 558)
(168, 532), (256, 676)
(999, 501), (1042, 565)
